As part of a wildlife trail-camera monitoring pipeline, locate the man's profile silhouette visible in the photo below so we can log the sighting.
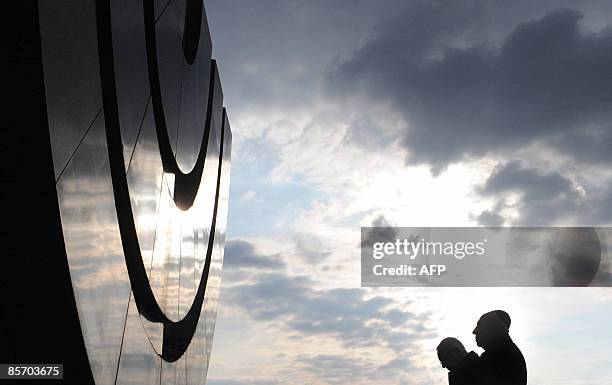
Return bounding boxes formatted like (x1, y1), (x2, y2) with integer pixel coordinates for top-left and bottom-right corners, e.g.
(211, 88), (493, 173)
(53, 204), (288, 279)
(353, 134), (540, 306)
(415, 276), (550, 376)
(437, 337), (480, 385)
(473, 310), (527, 385)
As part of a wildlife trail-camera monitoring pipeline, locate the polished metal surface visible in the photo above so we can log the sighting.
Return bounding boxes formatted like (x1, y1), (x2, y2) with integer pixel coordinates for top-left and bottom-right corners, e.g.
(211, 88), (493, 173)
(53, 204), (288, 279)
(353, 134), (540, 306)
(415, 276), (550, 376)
(149, 173), (182, 322)
(40, 0), (232, 383)
(204, 111), (233, 359)
(182, 125), (220, 316)
(56, 112), (131, 385)
(174, 0), (213, 172)
(115, 294), (162, 385)
(126, 102), (163, 279)
(154, 0), (183, 157)
(185, 308), (210, 385)
(110, 0), (151, 168)
(39, 0), (103, 179)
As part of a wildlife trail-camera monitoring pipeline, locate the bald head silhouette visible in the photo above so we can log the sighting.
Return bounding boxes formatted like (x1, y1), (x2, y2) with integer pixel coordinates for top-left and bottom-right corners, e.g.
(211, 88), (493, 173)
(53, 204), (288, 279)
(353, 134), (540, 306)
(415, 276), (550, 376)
(473, 310), (511, 349)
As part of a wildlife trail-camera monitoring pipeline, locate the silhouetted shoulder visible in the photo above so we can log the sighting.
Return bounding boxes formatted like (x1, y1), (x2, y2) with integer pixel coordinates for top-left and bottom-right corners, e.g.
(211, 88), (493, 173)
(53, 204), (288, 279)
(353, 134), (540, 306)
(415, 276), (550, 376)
(480, 336), (526, 385)
(450, 351), (481, 385)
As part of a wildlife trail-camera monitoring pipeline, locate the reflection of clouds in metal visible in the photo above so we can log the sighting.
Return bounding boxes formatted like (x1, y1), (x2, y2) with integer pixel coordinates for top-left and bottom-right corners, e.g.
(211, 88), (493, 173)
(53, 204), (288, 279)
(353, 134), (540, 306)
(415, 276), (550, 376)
(56, 113), (130, 384)
(115, 293), (162, 385)
(41, 0), (230, 383)
(98, 0), (231, 363)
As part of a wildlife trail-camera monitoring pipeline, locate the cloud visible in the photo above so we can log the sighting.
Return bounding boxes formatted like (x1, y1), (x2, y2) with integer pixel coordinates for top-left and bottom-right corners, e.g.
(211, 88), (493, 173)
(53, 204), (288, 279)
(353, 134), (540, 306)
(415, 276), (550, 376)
(240, 189), (257, 201)
(554, 128), (612, 165)
(329, 5), (612, 173)
(208, 380), (280, 385)
(296, 352), (421, 385)
(298, 354), (375, 380)
(220, 240), (436, 352)
(474, 205), (505, 226)
(361, 215), (398, 245)
(472, 160), (612, 225)
(475, 160), (580, 225)
(224, 239), (286, 271)
(207, 0), (406, 121)
(224, 271), (436, 352)
(479, 160), (577, 201)
(213, 239), (439, 385)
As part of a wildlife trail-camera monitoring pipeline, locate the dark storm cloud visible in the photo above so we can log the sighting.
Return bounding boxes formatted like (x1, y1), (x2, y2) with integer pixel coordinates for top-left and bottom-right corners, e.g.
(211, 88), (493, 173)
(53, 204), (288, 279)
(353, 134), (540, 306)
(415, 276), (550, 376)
(329, 4), (612, 172)
(554, 128), (612, 165)
(589, 192), (612, 224)
(475, 208), (505, 227)
(207, 0), (406, 112)
(476, 161), (580, 225)
(224, 239), (286, 270)
(474, 160), (612, 225)
(479, 160), (576, 201)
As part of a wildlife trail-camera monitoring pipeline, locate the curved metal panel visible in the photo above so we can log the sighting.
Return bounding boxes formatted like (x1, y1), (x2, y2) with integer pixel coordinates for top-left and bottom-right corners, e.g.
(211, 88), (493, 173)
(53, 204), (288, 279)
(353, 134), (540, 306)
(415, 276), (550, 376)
(36, 0), (232, 382)
(39, 0), (102, 179)
(55, 111), (131, 385)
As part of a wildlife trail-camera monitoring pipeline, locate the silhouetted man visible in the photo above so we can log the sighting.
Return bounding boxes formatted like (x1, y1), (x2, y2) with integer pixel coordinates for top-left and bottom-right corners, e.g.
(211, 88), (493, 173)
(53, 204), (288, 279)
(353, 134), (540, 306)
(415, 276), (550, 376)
(437, 337), (481, 385)
(473, 310), (526, 385)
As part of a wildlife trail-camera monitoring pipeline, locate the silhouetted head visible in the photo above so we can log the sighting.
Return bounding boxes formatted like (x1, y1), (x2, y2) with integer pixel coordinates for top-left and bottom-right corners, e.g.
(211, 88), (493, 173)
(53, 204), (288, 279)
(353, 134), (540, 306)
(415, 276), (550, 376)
(473, 310), (511, 349)
(437, 337), (468, 371)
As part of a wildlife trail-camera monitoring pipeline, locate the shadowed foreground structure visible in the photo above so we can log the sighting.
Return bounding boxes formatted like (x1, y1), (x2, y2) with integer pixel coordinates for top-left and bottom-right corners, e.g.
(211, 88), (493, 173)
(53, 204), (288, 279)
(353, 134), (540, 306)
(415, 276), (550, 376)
(6, 1), (232, 384)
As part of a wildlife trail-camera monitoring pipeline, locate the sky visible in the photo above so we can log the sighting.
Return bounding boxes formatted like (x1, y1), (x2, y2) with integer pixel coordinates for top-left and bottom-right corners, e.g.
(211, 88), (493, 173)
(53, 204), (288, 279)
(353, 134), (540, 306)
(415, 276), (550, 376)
(202, 1), (612, 384)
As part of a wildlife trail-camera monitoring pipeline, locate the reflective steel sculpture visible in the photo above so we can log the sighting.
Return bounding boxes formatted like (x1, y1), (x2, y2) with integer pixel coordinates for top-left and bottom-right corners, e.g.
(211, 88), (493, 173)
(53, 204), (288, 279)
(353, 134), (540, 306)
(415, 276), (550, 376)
(7, 1), (231, 384)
